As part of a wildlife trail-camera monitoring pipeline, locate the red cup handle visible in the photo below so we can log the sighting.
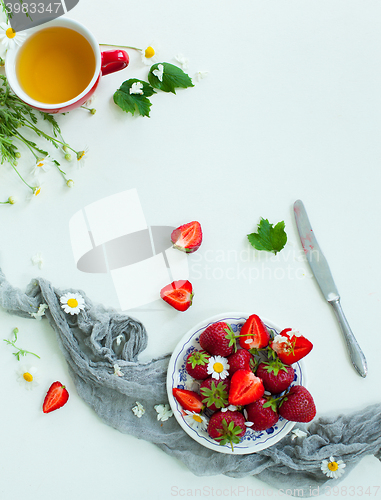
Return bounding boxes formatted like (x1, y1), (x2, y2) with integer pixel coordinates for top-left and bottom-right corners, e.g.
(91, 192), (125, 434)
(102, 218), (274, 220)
(101, 50), (129, 76)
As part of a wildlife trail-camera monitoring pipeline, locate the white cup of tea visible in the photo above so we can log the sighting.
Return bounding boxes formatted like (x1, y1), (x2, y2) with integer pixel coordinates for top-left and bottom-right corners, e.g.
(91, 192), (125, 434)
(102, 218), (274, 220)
(5, 17), (129, 113)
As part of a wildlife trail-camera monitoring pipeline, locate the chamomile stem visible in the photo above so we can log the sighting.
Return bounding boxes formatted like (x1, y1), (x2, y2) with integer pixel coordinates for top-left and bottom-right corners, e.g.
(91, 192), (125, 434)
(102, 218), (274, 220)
(11, 164), (33, 191)
(14, 132), (40, 159)
(21, 121), (77, 154)
(99, 43), (142, 51)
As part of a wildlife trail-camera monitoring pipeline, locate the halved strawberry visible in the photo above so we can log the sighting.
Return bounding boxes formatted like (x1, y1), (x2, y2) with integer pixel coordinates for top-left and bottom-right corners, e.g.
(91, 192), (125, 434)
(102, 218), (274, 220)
(270, 329), (313, 364)
(228, 369), (264, 406)
(171, 221), (202, 253)
(43, 381), (69, 414)
(160, 280), (193, 312)
(239, 314), (270, 350)
(172, 388), (204, 413)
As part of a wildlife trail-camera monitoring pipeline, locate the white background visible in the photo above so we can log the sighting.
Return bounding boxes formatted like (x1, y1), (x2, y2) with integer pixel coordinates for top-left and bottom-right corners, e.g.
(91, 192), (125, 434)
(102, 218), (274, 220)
(1, 1), (381, 498)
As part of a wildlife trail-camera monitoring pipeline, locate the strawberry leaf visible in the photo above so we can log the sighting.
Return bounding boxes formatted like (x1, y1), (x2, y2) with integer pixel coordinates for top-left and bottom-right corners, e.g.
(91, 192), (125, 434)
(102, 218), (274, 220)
(247, 218), (287, 255)
(113, 79), (156, 117)
(148, 63), (194, 94)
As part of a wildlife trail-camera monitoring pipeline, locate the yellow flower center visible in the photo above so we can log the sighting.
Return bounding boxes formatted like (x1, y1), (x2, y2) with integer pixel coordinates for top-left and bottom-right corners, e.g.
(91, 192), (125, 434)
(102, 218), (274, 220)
(145, 46), (155, 58)
(192, 414), (203, 423)
(328, 461), (339, 471)
(6, 28), (16, 39)
(23, 372), (33, 382)
(77, 151), (85, 161)
(37, 162), (44, 167)
(34, 187), (41, 196)
(213, 362), (224, 373)
(67, 298), (78, 308)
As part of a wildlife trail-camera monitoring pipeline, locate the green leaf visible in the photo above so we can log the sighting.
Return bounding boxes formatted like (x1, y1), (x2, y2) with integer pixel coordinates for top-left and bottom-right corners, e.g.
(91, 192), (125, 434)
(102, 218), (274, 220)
(148, 63), (194, 94)
(113, 79), (156, 117)
(247, 218), (287, 254)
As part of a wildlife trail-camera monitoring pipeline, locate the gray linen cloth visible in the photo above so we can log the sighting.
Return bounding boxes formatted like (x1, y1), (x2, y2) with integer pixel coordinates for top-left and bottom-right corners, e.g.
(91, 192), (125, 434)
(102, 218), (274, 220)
(1, 268), (380, 497)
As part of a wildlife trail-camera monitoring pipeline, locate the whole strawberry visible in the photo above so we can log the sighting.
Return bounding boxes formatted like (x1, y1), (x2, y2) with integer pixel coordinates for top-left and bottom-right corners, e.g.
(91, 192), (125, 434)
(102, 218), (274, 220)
(245, 397), (279, 431)
(278, 385), (316, 423)
(207, 410), (246, 451)
(256, 359), (295, 394)
(199, 322), (237, 357)
(227, 349), (256, 376)
(186, 350), (211, 380)
(200, 377), (230, 412)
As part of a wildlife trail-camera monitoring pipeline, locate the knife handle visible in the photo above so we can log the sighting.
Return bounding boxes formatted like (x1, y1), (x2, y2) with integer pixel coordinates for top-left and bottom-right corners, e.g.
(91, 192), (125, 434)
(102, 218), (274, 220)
(329, 299), (368, 378)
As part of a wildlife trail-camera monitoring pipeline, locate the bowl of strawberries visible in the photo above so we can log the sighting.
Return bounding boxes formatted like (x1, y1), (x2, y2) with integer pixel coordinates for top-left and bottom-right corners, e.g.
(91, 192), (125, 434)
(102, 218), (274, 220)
(167, 312), (315, 454)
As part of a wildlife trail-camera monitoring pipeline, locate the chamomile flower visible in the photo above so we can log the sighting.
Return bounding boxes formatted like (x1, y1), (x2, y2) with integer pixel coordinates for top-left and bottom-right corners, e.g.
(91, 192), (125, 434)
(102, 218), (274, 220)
(194, 71), (209, 82)
(0, 22), (26, 51)
(66, 179), (74, 188)
(29, 185), (42, 199)
(16, 365), (39, 390)
(60, 292), (85, 315)
(140, 44), (158, 65)
(31, 252), (44, 269)
(76, 147), (89, 167)
(132, 401), (145, 418)
(183, 410), (208, 431)
(321, 456), (346, 479)
(152, 63), (164, 82)
(31, 155), (55, 176)
(207, 356), (229, 380)
(154, 403), (173, 421)
(174, 53), (189, 70)
(30, 303), (48, 321)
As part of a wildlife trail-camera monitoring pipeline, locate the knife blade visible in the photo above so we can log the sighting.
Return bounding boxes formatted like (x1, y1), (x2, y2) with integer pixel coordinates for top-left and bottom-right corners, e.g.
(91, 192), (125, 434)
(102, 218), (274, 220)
(294, 200), (368, 378)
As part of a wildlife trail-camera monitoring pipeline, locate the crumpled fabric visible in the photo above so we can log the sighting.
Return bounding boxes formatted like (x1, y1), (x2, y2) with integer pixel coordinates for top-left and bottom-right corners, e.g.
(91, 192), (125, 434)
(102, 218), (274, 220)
(1, 268), (380, 497)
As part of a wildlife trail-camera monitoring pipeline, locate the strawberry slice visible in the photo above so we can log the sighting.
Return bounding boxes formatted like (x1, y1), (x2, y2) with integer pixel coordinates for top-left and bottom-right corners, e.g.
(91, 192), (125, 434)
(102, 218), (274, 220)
(228, 369), (264, 406)
(172, 388), (204, 413)
(239, 314), (270, 350)
(160, 280), (193, 311)
(171, 221), (203, 253)
(43, 381), (69, 413)
(270, 329), (313, 364)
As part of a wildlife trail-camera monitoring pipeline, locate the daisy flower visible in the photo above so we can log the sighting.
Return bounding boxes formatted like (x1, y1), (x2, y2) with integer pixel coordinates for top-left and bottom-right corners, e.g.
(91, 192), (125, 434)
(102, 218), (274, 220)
(0, 22), (26, 51)
(321, 456), (346, 479)
(207, 356), (229, 380)
(60, 292), (85, 315)
(31, 252), (44, 269)
(28, 185), (42, 199)
(16, 365), (39, 390)
(152, 64), (164, 82)
(184, 410), (208, 431)
(113, 363), (124, 377)
(154, 403), (173, 421)
(31, 155), (55, 176)
(140, 44), (158, 65)
(30, 303), (48, 321)
(132, 401), (145, 418)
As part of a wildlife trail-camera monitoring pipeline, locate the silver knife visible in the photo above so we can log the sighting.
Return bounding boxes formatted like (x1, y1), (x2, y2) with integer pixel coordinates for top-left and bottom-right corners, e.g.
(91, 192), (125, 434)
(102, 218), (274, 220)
(294, 200), (368, 378)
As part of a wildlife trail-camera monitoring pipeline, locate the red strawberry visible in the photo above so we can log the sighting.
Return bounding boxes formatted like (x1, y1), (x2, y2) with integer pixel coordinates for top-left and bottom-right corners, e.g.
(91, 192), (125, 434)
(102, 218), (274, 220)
(43, 381), (69, 414)
(278, 385), (316, 422)
(171, 221), (203, 253)
(229, 369), (264, 406)
(245, 397), (279, 431)
(199, 322), (237, 357)
(207, 410), (246, 451)
(172, 388), (204, 413)
(270, 329), (313, 364)
(185, 350), (210, 380)
(256, 359), (295, 394)
(227, 349), (256, 376)
(239, 314), (270, 350)
(160, 280), (193, 312)
(200, 377), (230, 412)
